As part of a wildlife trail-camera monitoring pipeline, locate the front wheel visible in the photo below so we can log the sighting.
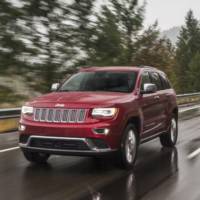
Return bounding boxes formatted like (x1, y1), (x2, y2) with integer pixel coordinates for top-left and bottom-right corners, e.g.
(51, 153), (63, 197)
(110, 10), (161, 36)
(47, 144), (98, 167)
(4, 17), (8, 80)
(160, 116), (178, 147)
(22, 150), (50, 164)
(118, 124), (138, 169)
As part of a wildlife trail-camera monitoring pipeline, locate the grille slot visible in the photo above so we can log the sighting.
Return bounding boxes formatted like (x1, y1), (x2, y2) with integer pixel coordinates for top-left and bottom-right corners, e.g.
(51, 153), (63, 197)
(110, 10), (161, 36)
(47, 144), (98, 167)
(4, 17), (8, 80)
(30, 138), (90, 151)
(34, 108), (87, 123)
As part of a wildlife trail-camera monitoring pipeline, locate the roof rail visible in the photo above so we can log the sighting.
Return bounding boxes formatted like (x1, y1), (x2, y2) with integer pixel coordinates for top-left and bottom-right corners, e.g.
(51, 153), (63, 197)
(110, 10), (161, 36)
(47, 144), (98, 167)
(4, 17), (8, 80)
(139, 65), (155, 69)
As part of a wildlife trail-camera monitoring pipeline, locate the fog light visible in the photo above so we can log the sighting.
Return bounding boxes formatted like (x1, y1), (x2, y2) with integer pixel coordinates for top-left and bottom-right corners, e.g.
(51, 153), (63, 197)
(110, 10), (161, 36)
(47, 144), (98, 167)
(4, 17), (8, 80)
(19, 125), (26, 131)
(93, 128), (110, 135)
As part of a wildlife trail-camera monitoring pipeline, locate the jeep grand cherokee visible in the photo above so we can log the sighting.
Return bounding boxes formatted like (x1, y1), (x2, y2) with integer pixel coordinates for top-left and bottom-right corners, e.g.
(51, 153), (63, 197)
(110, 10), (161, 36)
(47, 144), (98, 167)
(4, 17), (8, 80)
(19, 66), (178, 169)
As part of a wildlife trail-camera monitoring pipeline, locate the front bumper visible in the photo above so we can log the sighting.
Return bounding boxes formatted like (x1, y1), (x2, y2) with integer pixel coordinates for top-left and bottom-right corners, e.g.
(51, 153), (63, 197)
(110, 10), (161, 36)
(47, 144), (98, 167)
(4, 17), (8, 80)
(19, 135), (117, 156)
(19, 117), (123, 150)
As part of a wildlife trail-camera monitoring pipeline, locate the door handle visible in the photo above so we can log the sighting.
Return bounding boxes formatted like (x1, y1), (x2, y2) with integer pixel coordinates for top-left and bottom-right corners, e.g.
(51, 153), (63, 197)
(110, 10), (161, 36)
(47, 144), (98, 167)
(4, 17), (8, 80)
(154, 96), (160, 100)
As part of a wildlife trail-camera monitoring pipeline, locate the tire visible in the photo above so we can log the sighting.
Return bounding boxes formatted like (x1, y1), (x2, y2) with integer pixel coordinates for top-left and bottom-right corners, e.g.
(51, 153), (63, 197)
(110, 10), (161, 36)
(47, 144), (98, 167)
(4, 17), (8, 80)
(118, 124), (138, 169)
(22, 150), (50, 164)
(160, 115), (178, 147)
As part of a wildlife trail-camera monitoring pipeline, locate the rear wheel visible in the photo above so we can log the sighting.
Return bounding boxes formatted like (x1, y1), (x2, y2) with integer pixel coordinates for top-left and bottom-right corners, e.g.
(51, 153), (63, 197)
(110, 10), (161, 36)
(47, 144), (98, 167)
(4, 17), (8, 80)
(160, 116), (178, 147)
(119, 124), (138, 169)
(22, 150), (50, 164)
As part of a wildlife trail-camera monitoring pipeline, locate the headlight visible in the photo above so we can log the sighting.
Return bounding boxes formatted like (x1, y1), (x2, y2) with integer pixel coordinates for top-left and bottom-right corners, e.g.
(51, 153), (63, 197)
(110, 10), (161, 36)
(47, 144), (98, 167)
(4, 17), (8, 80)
(21, 106), (33, 115)
(92, 108), (118, 118)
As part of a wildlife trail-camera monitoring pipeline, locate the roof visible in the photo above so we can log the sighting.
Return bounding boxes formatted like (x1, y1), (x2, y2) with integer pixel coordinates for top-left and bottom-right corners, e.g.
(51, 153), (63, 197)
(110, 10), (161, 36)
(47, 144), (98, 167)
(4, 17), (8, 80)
(79, 66), (154, 72)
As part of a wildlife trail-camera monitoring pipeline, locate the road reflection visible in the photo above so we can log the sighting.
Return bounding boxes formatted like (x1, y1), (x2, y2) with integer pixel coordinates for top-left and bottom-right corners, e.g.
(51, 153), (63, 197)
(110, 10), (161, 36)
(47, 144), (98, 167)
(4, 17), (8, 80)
(21, 147), (178, 200)
(82, 147), (178, 200)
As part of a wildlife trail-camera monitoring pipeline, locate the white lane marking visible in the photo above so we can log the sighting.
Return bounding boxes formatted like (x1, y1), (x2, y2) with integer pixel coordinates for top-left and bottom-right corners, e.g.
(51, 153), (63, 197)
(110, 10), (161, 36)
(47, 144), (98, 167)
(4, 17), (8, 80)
(188, 148), (200, 159)
(179, 105), (200, 113)
(0, 146), (20, 153)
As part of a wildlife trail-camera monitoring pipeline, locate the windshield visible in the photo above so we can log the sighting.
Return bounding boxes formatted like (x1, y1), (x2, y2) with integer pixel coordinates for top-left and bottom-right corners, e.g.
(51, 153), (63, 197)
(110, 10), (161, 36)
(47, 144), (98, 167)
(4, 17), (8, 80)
(59, 71), (137, 93)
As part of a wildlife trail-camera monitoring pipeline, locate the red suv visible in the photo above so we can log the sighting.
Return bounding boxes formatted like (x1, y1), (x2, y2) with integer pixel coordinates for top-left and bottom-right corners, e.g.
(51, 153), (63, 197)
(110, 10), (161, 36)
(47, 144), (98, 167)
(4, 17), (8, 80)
(19, 66), (178, 169)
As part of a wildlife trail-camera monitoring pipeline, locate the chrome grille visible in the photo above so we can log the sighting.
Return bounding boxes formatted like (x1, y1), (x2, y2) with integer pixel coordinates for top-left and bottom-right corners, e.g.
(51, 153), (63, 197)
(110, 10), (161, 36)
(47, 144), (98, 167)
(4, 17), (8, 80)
(34, 108), (87, 123)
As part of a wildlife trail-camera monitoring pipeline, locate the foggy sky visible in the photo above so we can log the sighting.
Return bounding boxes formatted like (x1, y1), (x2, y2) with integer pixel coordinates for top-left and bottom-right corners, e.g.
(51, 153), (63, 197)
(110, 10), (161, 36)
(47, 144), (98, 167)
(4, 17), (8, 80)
(145, 0), (200, 30)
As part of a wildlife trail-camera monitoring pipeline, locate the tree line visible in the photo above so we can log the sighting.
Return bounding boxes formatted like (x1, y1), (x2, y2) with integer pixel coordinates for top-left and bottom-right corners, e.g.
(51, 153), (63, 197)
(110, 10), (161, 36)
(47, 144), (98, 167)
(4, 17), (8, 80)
(0, 0), (200, 93)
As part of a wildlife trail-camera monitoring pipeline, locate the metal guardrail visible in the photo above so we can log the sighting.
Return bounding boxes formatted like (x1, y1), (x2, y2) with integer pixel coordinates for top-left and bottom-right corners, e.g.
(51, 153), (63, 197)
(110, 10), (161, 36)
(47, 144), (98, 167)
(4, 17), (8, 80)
(177, 92), (200, 105)
(0, 92), (200, 120)
(177, 92), (200, 98)
(0, 108), (21, 119)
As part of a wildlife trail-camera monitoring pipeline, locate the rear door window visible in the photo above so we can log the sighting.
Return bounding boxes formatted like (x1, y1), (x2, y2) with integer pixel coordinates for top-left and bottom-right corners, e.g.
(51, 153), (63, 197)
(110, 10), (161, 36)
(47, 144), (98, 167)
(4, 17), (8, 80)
(159, 73), (171, 89)
(150, 72), (163, 91)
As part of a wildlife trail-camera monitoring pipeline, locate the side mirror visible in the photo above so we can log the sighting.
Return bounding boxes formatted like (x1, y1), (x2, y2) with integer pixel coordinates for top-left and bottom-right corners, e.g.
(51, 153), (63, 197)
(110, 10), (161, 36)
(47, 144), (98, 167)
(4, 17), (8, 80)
(141, 83), (157, 94)
(51, 83), (60, 92)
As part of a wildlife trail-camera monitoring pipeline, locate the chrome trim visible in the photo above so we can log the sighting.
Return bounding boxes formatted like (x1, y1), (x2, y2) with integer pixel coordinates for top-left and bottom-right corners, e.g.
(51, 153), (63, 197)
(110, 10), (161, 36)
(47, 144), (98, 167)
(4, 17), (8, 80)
(52, 109), (56, 122)
(143, 123), (162, 134)
(47, 109), (54, 123)
(19, 135), (115, 153)
(68, 109), (76, 123)
(19, 146), (116, 154)
(141, 130), (166, 143)
(40, 108), (47, 122)
(33, 108), (87, 123)
(55, 103), (64, 108)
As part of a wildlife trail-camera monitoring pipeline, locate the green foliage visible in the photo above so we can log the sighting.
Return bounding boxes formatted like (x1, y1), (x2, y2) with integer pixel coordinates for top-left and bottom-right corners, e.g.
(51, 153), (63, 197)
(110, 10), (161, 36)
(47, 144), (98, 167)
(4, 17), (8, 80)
(1, 0), (200, 100)
(134, 24), (175, 70)
(0, 0), (27, 74)
(110, 0), (145, 63)
(0, 86), (27, 105)
(176, 10), (200, 92)
(78, 0), (145, 66)
(19, 0), (77, 92)
(134, 23), (177, 86)
(186, 53), (200, 92)
(0, 0), (97, 93)
(84, 6), (126, 66)
(68, 0), (95, 51)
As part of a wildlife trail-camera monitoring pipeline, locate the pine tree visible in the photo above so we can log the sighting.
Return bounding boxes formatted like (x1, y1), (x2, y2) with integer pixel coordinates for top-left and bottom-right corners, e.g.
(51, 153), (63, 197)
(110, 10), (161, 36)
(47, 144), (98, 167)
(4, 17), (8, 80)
(20, 0), (76, 91)
(176, 10), (200, 92)
(134, 24), (176, 81)
(84, 5), (125, 66)
(79, 0), (145, 66)
(187, 53), (200, 92)
(110, 0), (145, 64)
(68, 0), (95, 52)
(0, 0), (27, 74)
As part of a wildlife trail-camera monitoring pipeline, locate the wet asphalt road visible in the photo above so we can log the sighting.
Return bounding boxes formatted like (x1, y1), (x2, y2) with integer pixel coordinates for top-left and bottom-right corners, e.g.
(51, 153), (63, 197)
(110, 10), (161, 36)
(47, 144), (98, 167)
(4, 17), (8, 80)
(0, 113), (200, 200)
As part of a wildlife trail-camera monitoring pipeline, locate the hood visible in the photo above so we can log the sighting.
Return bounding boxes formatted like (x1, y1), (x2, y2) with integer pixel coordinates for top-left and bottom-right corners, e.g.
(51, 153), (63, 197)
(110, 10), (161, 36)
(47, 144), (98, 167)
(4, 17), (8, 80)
(29, 91), (134, 108)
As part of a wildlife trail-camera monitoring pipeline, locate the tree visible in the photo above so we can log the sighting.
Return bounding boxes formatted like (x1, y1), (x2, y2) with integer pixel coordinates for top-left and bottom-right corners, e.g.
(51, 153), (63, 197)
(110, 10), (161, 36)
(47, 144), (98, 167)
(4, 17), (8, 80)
(176, 10), (200, 92)
(134, 23), (177, 86)
(66, 0), (96, 68)
(110, 0), (145, 64)
(68, 0), (95, 52)
(83, 5), (125, 66)
(17, 0), (97, 91)
(0, 0), (27, 74)
(19, 0), (76, 91)
(78, 0), (145, 66)
(187, 53), (200, 92)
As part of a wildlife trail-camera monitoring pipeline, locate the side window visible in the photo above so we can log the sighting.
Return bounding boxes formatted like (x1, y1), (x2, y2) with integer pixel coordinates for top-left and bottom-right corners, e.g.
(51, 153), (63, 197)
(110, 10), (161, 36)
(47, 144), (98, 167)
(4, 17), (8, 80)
(150, 72), (162, 91)
(141, 71), (151, 90)
(159, 74), (171, 89)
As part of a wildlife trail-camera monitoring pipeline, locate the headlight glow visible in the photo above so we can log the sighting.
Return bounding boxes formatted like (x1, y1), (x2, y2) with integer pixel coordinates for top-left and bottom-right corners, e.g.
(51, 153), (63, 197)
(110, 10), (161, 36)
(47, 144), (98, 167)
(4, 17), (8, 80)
(92, 108), (118, 118)
(21, 106), (34, 115)
(19, 124), (26, 131)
